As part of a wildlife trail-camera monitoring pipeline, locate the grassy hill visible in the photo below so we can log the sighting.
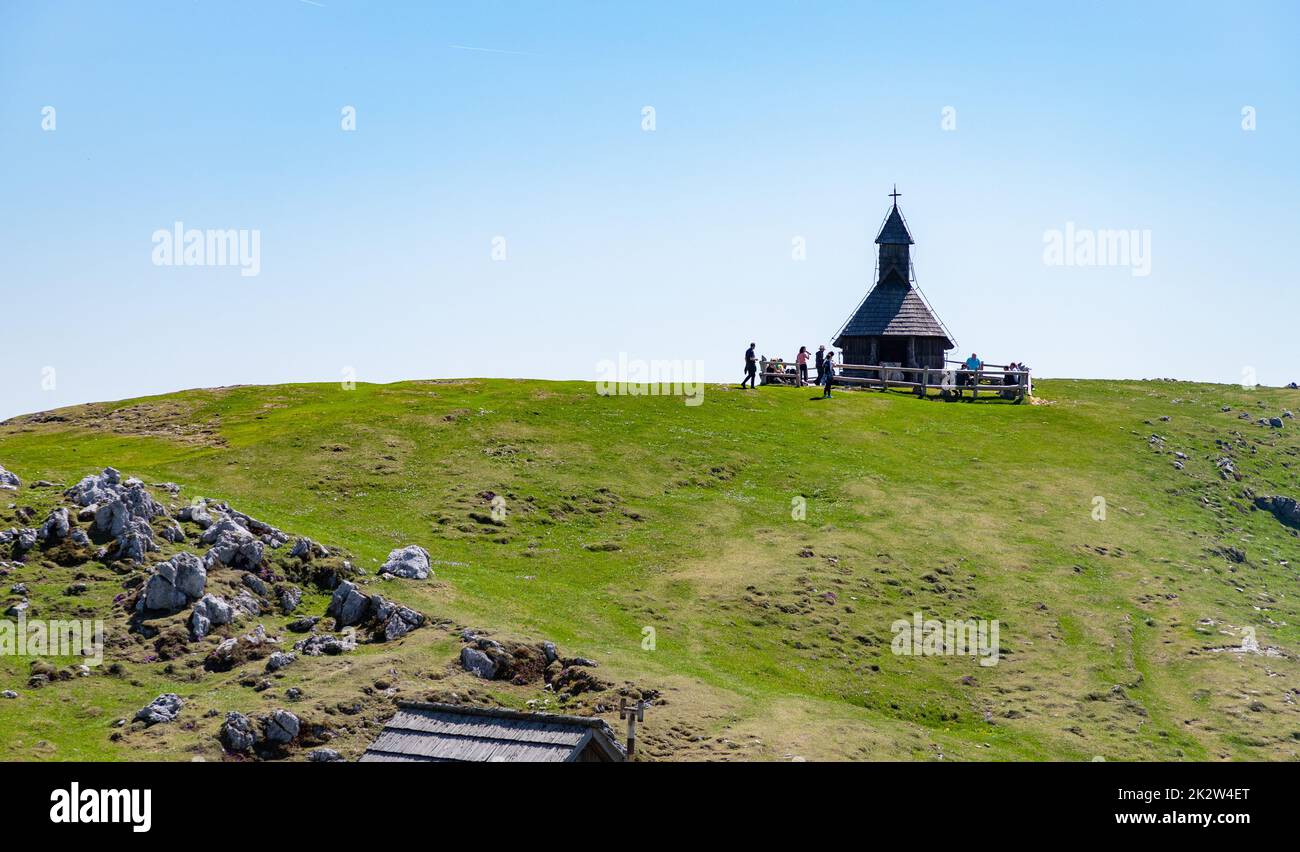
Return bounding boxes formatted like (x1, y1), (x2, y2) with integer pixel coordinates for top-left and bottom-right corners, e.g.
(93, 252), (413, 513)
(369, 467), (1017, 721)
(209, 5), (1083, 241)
(1, 377), (1298, 761)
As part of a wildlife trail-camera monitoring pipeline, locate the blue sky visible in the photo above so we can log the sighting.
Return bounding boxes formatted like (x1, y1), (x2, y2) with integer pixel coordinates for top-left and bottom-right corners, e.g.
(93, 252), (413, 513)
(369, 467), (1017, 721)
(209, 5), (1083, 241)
(2, 1), (1297, 419)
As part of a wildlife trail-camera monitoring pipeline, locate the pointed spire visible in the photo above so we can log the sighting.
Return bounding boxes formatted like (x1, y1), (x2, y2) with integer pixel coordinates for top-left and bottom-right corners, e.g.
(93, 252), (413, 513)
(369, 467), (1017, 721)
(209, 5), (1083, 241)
(875, 188), (914, 245)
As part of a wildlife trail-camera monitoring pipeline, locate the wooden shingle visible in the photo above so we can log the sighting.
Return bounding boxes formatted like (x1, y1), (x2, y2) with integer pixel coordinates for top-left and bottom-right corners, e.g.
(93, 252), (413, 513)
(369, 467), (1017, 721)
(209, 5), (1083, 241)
(360, 702), (626, 763)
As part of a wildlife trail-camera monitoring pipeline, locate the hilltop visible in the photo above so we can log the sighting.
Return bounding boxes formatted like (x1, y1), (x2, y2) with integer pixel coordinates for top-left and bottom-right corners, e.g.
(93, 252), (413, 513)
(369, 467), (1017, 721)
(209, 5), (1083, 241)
(1, 378), (1298, 761)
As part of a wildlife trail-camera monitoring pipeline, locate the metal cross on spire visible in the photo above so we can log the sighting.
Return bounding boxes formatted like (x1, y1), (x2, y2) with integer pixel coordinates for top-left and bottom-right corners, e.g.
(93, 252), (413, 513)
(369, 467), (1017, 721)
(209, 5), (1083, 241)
(889, 184), (901, 205)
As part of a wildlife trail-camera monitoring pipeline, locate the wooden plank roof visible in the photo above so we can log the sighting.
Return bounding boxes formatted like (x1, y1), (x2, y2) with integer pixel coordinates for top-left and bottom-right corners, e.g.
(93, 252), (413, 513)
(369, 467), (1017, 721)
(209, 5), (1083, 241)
(835, 280), (953, 345)
(360, 701), (626, 763)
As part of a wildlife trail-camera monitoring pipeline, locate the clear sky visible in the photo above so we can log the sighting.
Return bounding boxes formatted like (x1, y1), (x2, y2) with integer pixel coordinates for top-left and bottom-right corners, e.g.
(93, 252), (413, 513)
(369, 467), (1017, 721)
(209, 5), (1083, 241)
(2, 1), (1297, 419)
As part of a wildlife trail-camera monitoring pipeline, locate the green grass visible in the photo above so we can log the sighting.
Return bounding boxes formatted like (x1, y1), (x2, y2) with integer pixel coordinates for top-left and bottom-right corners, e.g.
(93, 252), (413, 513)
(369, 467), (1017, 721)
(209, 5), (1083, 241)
(1, 377), (1298, 761)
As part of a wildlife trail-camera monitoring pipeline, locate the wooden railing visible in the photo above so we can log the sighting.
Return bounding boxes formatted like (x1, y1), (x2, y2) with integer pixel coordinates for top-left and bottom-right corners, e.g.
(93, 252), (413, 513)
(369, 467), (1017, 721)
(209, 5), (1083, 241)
(760, 361), (1031, 402)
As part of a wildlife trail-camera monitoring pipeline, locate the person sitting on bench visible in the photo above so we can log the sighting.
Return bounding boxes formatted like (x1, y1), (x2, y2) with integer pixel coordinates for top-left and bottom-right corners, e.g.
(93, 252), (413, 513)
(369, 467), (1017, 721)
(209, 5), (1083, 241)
(963, 353), (982, 387)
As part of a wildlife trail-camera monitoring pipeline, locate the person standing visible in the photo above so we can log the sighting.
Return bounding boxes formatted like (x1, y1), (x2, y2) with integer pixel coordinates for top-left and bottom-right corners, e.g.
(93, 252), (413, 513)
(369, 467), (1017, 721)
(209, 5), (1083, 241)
(796, 346), (810, 386)
(741, 342), (758, 389)
(822, 351), (836, 398)
(815, 345), (826, 386)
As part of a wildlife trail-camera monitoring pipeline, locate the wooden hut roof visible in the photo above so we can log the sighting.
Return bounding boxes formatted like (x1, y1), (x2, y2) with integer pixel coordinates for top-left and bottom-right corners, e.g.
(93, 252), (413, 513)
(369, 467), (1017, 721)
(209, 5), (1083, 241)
(834, 280), (953, 346)
(359, 701), (626, 763)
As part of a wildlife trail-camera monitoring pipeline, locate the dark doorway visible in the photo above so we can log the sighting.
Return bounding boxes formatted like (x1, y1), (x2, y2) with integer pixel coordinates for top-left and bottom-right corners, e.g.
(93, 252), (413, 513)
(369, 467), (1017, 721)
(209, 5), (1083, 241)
(879, 337), (907, 364)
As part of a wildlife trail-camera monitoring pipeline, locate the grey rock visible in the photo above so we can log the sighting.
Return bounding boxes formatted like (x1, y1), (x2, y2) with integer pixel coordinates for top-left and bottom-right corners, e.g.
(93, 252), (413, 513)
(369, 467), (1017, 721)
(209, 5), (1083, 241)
(543, 641), (558, 664)
(289, 537), (328, 561)
(190, 594), (235, 640)
(160, 522), (186, 543)
(5, 601), (30, 617)
(277, 585), (302, 615)
(261, 709), (300, 744)
(233, 591), (262, 617)
(179, 502), (215, 529)
(242, 573), (270, 596)
(70, 528), (91, 546)
(134, 693), (184, 726)
(0, 465), (19, 491)
(380, 545), (431, 580)
(114, 517), (157, 563)
(307, 748), (342, 762)
(1268, 417), (1284, 428)
(36, 507), (70, 542)
(220, 711), (257, 752)
(369, 596), (425, 641)
(1, 690), (17, 699)
(203, 523), (264, 571)
(460, 646), (497, 679)
(92, 482), (165, 538)
(206, 624), (277, 669)
(265, 651), (296, 672)
(15, 528), (37, 553)
(64, 467), (120, 507)
(140, 552), (207, 612)
(294, 632), (355, 656)
(327, 581), (370, 627)
(1255, 495), (1300, 528)
(206, 503), (289, 547)
(286, 615), (320, 633)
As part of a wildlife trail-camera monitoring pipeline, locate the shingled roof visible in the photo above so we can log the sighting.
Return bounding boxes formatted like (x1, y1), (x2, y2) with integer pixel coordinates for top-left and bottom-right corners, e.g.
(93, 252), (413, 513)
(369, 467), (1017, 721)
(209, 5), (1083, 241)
(835, 280), (952, 345)
(360, 702), (626, 763)
(875, 204), (914, 245)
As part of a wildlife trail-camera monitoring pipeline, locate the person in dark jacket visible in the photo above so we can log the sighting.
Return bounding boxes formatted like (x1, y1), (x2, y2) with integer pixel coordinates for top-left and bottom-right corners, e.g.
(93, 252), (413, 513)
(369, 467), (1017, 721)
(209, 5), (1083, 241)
(822, 351), (836, 398)
(741, 343), (758, 389)
(815, 345), (825, 385)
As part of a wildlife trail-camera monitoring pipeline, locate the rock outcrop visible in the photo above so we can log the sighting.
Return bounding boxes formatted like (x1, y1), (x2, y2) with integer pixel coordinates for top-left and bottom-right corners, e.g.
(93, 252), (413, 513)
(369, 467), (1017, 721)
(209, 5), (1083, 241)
(36, 508), (70, 543)
(1254, 494), (1300, 528)
(325, 580), (426, 641)
(220, 711), (257, 752)
(379, 545), (431, 579)
(201, 519), (265, 571)
(137, 552), (207, 613)
(260, 709), (300, 745)
(135, 693), (184, 726)
(293, 632), (356, 656)
(189, 594), (235, 640)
